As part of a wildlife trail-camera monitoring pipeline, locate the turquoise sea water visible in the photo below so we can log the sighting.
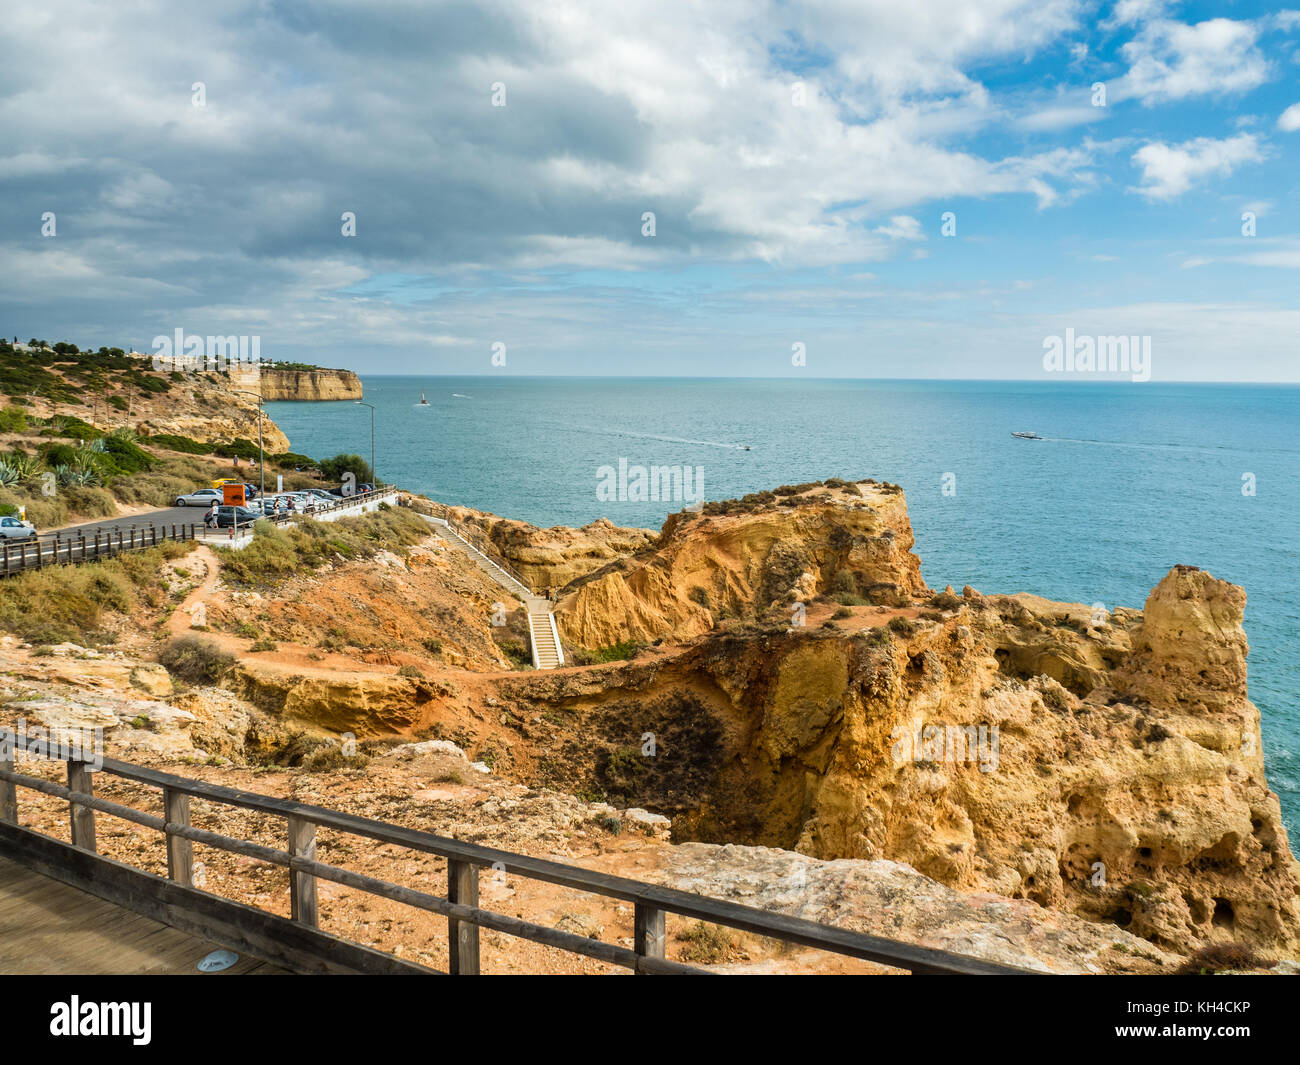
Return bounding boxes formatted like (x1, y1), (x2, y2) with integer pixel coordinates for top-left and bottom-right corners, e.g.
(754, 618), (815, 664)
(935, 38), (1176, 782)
(268, 377), (1300, 838)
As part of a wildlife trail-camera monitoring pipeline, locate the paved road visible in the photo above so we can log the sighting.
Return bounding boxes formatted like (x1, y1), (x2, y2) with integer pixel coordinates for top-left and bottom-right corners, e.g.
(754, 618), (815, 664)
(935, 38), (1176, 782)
(43, 505), (207, 542)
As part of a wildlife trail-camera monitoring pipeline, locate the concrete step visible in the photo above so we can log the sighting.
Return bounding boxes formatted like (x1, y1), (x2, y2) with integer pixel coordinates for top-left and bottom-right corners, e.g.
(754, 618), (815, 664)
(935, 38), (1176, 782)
(528, 611), (563, 669)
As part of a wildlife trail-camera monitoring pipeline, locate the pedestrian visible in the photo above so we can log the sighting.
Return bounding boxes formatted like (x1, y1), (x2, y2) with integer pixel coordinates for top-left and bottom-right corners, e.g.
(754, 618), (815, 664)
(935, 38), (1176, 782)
(205, 501), (218, 530)
(273, 497), (282, 519)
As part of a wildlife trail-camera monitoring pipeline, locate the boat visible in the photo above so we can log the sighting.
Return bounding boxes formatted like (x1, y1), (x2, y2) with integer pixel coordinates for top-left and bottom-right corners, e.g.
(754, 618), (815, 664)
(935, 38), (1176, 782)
(419, 391), (429, 406)
(741, 445), (751, 451)
(1011, 431), (1041, 440)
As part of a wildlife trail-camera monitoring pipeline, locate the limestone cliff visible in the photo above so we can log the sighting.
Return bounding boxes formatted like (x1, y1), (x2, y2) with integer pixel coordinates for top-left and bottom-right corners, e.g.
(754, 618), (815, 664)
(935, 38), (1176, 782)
(138, 384), (290, 453)
(555, 480), (928, 649)
(255, 367), (363, 401)
(428, 504), (656, 592)
(482, 481), (1300, 957)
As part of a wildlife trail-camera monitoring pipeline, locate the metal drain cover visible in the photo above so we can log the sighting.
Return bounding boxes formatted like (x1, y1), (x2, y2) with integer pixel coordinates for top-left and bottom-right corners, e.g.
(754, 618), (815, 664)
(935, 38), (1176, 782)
(197, 949), (239, 972)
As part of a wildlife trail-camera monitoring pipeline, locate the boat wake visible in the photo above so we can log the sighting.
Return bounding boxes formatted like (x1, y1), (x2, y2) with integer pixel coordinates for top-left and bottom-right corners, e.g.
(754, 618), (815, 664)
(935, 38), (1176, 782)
(559, 423), (750, 450)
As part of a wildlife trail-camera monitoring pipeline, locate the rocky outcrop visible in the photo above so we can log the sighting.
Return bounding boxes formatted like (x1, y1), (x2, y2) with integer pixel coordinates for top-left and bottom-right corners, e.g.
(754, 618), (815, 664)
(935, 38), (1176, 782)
(434, 509), (655, 592)
(138, 383), (290, 453)
(642, 843), (1177, 973)
(479, 481), (1300, 958)
(555, 480), (928, 649)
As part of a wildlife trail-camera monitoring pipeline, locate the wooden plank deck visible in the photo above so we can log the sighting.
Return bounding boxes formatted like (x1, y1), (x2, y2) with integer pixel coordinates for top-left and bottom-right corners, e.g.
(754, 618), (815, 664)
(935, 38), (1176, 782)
(0, 856), (284, 975)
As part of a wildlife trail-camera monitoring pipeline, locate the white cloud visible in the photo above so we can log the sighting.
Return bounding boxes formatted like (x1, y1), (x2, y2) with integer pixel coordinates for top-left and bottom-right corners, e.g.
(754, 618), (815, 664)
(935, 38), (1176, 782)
(1116, 17), (1270, 104)
(874, 215), (925, 240)
(1129, 134), (1263, 200)
(1108, 0), (1169, 27)
(1279, 102), (1300, 131)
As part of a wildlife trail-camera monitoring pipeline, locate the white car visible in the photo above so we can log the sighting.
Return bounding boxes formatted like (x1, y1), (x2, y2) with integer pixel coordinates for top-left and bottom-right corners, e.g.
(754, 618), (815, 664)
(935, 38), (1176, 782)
(0, 516), (37, 541)
(173, 488), (224, 507)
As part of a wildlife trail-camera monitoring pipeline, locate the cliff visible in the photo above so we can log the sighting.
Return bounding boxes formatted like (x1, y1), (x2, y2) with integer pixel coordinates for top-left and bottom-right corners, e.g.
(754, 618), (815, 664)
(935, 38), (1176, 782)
(437, 507), (656, 591)
(555, 480), (928, 648)
(255, 367), (363, 401)
(482, 480), (1300, 957)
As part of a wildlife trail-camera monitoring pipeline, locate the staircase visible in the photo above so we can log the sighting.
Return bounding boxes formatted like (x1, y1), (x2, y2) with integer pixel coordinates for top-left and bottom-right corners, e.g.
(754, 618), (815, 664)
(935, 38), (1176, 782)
(527, 610), (564, 670)
(414, 512), (565, 670)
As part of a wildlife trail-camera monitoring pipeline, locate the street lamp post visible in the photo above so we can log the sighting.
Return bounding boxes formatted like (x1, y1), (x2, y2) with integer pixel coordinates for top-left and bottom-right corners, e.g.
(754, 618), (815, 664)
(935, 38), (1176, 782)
(233, 389), (265, 500)
(355, 400), (376, 490)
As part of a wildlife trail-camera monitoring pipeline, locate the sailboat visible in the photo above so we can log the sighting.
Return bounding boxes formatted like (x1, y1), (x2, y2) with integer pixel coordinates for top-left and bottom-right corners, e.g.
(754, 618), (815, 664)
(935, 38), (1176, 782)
(419, 391), (429, 406)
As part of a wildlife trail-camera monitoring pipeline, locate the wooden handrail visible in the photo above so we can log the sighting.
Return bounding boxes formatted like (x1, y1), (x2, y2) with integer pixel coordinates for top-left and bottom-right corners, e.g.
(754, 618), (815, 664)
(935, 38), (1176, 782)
(0, 728), (1031, 975)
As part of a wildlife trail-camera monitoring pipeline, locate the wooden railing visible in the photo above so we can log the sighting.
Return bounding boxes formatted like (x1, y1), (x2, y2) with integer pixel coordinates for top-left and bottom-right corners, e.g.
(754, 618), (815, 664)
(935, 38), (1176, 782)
(1, 524), (201, 578)
(0, 729), (1029, 975)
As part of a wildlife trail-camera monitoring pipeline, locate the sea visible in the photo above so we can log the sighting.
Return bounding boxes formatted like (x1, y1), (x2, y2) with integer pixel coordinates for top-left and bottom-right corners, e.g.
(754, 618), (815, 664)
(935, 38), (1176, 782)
(267, 376), (1300, 839)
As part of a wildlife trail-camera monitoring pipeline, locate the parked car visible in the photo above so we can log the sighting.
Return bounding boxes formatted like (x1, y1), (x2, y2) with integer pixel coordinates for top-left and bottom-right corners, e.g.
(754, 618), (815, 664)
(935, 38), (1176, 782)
(174, 488), (224, 507)
(243, 483), (260, 499)
(211, 477), (246, 490)
(211, 505), (262, 529)
(0, 516), (37, 541)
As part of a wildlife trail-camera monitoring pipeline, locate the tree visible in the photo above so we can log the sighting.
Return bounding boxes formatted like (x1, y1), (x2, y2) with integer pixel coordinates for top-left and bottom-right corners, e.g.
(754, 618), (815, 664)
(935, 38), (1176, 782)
(319, 453), (374, 484)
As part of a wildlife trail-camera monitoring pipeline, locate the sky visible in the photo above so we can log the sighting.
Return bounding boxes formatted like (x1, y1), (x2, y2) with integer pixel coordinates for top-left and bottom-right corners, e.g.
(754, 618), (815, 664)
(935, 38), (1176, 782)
(2, 0), (1299, 380)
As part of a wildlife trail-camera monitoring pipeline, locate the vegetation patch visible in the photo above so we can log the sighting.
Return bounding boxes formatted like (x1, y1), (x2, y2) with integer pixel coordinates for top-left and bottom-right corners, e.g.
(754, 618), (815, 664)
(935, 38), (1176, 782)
(215, 508), (429, 585)
(0, 541), (193, 644)
(158, 635), (235, 685)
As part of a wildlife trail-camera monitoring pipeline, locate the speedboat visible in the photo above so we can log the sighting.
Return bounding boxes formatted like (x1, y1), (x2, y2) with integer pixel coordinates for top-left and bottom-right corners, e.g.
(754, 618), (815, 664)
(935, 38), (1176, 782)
(1011, 431), (1041, 440)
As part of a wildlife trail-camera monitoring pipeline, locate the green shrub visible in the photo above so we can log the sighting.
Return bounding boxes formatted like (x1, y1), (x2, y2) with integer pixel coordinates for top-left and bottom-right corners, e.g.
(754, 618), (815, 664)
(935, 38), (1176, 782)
(397, 663), (423, 678)
(142, 433), (211, 455)
(318, 453), (374, 484)
(0, 407), (27, 432)
(158, 635), (234, 685)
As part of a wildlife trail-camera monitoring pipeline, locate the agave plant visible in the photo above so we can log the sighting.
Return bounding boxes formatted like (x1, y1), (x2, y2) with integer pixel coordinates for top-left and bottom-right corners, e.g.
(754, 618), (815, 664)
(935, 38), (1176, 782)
(70, 449), (101, 474)
(106, 426), (138, 444)
(87, 437), (108, 453)
(5, 452), (41, 480)
(0, 460), (19, 487)
(54, 464), (101, 488)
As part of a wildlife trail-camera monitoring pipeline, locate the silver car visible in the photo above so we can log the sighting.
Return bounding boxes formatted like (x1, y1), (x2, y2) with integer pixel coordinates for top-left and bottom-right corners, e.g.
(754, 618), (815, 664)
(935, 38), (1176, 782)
(0, 516), (37, 541)
(173, 488), (224, 507)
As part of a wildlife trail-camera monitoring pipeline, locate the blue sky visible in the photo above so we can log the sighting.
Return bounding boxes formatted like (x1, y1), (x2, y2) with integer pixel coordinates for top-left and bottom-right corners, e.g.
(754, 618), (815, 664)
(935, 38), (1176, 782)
(2, 0), (1299, 380)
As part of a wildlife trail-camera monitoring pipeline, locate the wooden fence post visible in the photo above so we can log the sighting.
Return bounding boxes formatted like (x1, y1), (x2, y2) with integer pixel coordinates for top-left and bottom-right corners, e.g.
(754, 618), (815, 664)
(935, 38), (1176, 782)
(67, 760), (96, 852)
(0, 729), (16, 824)
(288, 816), (319, 927)
(164, 787), (193, 886)
(634, 901), (665, 973)
(448, 859), (481, 974)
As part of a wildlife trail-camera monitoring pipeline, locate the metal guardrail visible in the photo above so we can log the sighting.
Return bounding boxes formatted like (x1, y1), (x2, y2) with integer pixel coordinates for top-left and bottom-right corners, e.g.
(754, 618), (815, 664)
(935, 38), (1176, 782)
(0, 489), (398, 578)
(0, 729), (1030, 975)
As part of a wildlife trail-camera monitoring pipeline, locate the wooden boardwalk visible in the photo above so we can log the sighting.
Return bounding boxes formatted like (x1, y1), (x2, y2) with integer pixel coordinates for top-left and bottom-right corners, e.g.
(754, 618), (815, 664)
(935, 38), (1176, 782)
(0, 856), (282, 975)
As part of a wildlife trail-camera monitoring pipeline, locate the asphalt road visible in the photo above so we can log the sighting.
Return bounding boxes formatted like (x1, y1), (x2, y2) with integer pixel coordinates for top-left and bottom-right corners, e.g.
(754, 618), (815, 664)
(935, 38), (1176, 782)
(44, 505), (221, 542)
